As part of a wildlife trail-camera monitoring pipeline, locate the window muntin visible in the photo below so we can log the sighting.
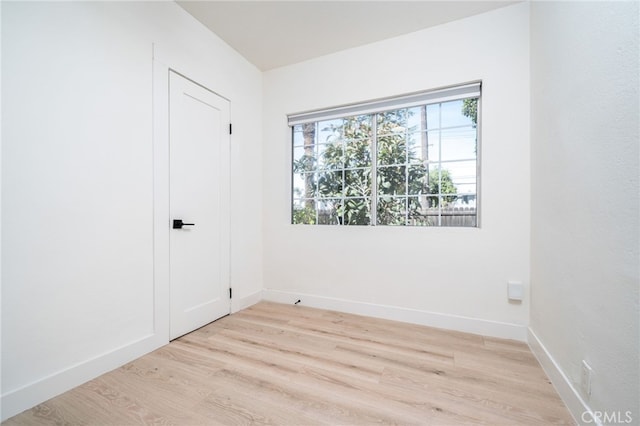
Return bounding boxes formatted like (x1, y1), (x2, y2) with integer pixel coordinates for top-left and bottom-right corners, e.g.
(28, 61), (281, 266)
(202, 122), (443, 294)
(291, 84), (479, 227)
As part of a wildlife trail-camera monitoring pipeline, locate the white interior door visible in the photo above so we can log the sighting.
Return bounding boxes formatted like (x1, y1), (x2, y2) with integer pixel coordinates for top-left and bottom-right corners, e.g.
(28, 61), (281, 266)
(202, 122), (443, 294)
(169, 71), (230, 340)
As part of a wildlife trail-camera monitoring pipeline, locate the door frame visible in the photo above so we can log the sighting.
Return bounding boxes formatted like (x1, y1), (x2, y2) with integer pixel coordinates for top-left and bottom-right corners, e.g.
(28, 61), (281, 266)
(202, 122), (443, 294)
(152, 44), (232, 343)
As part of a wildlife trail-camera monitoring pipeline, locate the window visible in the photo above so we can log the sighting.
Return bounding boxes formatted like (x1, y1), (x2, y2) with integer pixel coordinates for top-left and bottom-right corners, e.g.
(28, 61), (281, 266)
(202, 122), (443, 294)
(290, 82), (480, 227)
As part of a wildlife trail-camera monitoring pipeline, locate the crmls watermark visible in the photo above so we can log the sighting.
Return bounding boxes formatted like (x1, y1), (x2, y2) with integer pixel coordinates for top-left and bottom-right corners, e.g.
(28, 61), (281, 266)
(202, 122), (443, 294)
(582, 410), (633, 424)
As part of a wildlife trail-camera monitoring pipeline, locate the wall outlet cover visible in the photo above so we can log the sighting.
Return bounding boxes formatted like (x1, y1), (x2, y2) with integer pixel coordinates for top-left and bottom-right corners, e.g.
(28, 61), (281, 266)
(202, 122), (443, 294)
(508, 281), (524, 301)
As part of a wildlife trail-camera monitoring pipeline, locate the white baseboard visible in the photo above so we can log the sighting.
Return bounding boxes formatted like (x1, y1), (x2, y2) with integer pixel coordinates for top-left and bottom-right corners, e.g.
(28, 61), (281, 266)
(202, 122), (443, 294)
(232, 289), (262, 313)
(1, 289), (260, 422)
(0, 333), (166, 422)
(1, 290), (550, 422)
(262, 289), (528, 341)
(527, 328), (597, 426)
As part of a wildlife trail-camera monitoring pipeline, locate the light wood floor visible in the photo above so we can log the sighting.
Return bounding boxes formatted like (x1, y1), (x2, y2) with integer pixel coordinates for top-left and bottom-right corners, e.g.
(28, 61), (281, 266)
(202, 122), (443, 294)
(5, 302), (574, 425)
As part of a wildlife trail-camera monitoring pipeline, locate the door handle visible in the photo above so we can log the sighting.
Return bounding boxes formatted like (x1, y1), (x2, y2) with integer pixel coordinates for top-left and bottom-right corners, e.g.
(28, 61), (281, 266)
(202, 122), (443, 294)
(173, 219), (195, 229)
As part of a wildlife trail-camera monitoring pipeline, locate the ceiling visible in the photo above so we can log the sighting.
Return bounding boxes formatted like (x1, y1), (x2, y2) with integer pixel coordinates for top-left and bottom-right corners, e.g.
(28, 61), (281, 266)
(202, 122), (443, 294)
(176, 1), (518, 71)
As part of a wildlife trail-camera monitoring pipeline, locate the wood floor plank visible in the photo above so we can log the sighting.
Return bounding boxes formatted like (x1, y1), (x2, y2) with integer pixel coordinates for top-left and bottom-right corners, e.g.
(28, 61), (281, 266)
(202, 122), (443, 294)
(4, 302), (574, 425)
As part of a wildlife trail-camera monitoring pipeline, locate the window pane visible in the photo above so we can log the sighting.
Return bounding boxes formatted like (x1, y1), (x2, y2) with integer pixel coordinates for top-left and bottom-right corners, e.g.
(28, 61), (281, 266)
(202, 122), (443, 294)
(407, 131), (431, 164)
(319, 116), (371, 142)
(292, 123), (318, 146)
(444, 160), (477, 190)
(317, 142), (344, 170)
(377, 196), (406, 226)
(440, 99), (476, 128)
(293, 145), (306, 163)
(318, 118), (343, 144)
(426, 104), (440, 128)
(377, 109), (407, 136)
(454, 183), (477, 196)
(343, 115), (372, 141)
(294, 123), (318, 148)
(317, 199), (341, 225)
(407, 196), (435, 226)
(344, 138), (372, 168)
(293, 127), (305, 146)
(407, 165), (428, 195)
(317, 170), (343, 197)
(422, 165), (453, 198)
(293, 172), (316, 199)
(292, 199), (317, 225)
(455, 191), (477, 207)
(424, 195), (440, 209)
(440, 127), (477, 161)
(378, 166), (406, 195)
(342, 198), (371, 225)
(377, 134), (407, 166)
(440, 192), (458, 208)
(345, 168), (371, 197)
(293, 145), (317, 173)
(406, 106), (425, 133)
(441, 207), (477, 227)
(425, 130), (440, 162)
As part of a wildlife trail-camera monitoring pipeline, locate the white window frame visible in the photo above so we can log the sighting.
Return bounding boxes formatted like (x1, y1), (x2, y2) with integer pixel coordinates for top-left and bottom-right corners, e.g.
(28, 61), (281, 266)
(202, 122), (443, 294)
(289, 81), (482, 227)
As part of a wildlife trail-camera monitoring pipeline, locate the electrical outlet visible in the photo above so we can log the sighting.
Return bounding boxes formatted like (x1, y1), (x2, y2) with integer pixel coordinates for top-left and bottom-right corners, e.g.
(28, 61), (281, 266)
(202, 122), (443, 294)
(581, 360), (592, 398)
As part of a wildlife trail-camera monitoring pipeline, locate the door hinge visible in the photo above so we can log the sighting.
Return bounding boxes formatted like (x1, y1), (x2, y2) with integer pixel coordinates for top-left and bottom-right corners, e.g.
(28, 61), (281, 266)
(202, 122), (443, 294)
(229, 288), (232, 299)
(229, 123), (232, 135)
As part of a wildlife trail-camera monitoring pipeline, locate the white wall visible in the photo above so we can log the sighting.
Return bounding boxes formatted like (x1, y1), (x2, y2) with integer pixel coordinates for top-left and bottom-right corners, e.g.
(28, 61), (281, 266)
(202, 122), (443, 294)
(6, 0), (636, 422)
(530, 1), (639, 422)
(262, 3), (530, 339)
(1, 1), (262, 420)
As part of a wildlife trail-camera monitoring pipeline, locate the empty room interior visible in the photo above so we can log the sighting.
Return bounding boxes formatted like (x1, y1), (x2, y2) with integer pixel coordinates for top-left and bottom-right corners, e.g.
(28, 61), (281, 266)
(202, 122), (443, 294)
(1, 0), (638, 424)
